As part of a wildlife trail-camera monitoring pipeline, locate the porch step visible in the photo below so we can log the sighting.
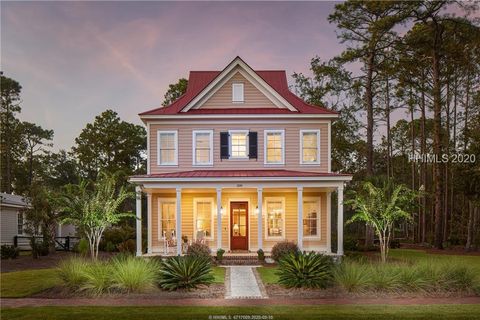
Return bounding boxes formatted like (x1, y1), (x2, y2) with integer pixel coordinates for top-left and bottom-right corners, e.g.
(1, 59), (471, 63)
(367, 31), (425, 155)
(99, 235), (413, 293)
(219, 254), (269, 266)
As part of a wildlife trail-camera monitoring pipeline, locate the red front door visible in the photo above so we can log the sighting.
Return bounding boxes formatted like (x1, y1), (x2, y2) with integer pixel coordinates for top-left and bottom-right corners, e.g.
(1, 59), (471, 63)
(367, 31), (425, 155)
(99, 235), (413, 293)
(230, 202), (248, 250)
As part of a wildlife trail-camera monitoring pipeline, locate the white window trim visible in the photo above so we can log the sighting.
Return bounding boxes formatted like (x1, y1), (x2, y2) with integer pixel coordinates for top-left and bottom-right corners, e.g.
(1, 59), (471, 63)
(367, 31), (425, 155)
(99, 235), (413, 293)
(157, 198), (176, 240)
(157, 130), (178, 166)
(303, 197), (321, 240)
(192, 130), (213, 166)
(264, 197), (286, 240)
(228, 130), (249, 159)
(17, 211), (23, 236)
(193, 197), (215, 240)
(264, 129), (285, 165)
(232, 82), (245, 103)
(300, 129), (321, 165)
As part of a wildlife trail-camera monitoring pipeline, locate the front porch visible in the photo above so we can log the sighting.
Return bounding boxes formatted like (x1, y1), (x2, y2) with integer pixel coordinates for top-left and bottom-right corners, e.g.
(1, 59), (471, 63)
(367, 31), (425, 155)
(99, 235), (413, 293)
(132, 179), (347, 257)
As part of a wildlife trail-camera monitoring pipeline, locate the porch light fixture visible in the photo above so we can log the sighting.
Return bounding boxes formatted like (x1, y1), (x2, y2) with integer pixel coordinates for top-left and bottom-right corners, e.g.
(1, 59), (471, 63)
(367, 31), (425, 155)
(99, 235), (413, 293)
(254, 206), (259, 215)
(221, 206), (225, 216)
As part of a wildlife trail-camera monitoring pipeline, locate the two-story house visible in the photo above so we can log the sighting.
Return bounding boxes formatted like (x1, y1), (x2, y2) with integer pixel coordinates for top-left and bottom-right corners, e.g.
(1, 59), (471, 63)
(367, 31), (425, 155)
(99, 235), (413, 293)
(130, 57), (352, 257)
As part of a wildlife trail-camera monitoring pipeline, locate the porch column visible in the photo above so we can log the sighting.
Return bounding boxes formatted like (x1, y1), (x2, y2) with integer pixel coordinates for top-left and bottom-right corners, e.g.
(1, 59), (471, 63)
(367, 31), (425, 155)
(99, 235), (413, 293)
(297, 187), (303, 251)
(326, 191), (332, 253)
(257, 187), (263, 250)
(147, 193), (152, 254)
(135, 186), (142, 256)
(337, 185), (344, 256)
(216, 188), (222, 250)
(176, 188), (182, 255)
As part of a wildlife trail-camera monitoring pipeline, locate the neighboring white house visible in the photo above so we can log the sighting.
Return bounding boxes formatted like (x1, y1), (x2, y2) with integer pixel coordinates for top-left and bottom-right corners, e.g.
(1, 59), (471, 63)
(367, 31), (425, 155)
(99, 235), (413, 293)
(0, 192), (76, 248)
(0, 193), (29, 245)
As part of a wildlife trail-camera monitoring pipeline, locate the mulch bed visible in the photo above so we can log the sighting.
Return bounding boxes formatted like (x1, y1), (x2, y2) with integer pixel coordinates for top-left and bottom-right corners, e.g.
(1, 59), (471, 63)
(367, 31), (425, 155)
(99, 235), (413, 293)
(31, 284), (225, 299)
(1, 251), (116, 273)
(265, 284), (478, 299)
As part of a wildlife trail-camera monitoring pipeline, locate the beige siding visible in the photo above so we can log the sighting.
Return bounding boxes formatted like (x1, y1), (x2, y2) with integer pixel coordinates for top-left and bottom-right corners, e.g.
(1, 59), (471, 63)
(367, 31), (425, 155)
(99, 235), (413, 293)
(149, 190), (328, 253)
(200, 72), (276, 109)
(150, 122), (329, 174)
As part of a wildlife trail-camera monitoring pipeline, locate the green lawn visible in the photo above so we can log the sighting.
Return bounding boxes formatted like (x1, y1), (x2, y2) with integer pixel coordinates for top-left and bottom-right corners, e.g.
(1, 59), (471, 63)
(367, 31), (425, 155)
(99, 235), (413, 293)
(1, 269), (60, 298)
(212, 266), (225, 283)
(388, 249), (480, 272)
(257, 266), (279, 284)
(3, 305), (480, 320)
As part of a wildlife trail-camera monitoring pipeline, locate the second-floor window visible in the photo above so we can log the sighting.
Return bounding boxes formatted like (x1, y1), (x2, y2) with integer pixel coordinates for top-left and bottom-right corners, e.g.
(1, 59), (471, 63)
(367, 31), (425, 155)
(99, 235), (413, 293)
(193, 130), (213, 166)
(300, 129), (320, 164)
(229, 130), (249, 158)
(157, 130), (178, 166)
(264, 130), (285, 165)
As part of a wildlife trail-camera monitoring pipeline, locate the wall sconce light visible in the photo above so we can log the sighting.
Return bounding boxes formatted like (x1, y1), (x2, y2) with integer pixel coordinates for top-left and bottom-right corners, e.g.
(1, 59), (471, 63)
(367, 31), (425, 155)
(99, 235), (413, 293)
(254, 206), (259, 215)
(221, 206), (225, 216)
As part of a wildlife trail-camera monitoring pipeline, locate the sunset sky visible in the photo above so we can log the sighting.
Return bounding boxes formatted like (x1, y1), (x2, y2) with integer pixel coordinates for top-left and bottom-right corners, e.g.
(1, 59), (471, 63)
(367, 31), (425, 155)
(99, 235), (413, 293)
(1, 1), (474, 151)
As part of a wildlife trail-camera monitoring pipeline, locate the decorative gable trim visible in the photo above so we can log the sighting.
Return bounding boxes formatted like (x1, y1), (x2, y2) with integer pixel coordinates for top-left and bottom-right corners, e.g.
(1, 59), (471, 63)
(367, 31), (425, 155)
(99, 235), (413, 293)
(181, 57), (298, 112)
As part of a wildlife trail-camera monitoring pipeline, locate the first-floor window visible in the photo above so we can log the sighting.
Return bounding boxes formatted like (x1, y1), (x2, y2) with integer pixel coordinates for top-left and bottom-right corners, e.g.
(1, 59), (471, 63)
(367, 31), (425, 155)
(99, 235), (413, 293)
(17, 212), (24, 235)
(158, 131), (178, 165)
(158, 199), (176, 239)
(265, 197), (285, 238)
(194, 198), (213, 239)
(303, 198), (320, 238)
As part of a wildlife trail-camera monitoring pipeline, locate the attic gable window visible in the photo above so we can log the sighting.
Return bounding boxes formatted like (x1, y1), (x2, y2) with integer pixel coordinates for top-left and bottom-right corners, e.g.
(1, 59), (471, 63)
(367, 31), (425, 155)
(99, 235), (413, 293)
(232, 83), (244, 103)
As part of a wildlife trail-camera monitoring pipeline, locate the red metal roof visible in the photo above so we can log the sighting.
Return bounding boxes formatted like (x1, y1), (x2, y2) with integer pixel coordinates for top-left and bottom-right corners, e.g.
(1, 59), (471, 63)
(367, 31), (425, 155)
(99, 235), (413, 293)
(140, 68), (337, 116)
(131, 170), (351, 179)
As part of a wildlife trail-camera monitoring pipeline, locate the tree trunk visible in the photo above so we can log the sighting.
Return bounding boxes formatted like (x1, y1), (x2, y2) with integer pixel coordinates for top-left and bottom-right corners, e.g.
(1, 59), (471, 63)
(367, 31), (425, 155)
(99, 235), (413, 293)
(420, 73), (427, 243)
(464, 73), (470, 151)
(364, 52), (375, 248)
(432, 28), (444, 249)
(386, 75), (392, 180)
(466, 201), (474, 251)
(409, 91), (416, 241)
(444, 80), (451, 242)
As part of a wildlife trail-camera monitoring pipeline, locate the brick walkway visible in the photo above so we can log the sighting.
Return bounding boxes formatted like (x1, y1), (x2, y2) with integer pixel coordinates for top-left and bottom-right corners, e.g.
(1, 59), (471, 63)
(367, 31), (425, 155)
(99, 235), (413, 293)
(2, 297), (480, 308)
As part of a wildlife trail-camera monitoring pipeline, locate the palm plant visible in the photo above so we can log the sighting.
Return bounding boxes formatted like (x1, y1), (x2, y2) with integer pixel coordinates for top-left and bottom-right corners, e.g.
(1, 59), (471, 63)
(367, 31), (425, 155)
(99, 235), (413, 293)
(158, 256), (214, 291)
(345, 181), (417, 262)
(276, 252), (333, 289)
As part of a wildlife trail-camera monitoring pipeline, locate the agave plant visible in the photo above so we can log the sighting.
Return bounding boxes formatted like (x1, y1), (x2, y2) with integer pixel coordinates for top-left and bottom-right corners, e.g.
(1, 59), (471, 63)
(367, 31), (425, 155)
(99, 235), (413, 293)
(158, 256), (214, 291)
(276, 252), (333, 289)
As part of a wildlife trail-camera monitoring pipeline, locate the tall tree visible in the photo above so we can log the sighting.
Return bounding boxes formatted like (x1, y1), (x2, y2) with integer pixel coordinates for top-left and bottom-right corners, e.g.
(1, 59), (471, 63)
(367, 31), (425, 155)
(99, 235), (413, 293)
(72, 110), (146, 180)
(0, 75), (23, 193)
(162, 78), (188, 106)
(20, 122), (54, 186)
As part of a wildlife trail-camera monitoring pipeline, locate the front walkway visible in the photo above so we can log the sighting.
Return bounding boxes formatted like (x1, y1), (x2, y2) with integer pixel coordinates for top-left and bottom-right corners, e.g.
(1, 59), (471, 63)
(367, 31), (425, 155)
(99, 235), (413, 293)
(226, 266), (265, 299)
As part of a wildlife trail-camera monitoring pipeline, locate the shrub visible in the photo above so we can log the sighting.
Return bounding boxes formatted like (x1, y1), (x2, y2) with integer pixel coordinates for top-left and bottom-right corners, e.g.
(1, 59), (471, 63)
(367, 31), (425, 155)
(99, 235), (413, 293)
(158, 256), (214, 291)
(73, 239), (89, 256)
(37, 242), (50, 256)
(1, 245), (19, 259)
(58, 257), (89, 290)
(118, 239), (136, 254)
(105, 241), (117, 252)
(216, 248), (225, 262)
(334, 261), (373, 292)
(257, 249), (265, 261)
(370, 265), (402, 291)
(110, 255), (159, 293)
(186, 242), (211, 260)
(79, 261), (113, 296)
(100, 225), (135, 251)
(344, 237), (359, 251)
(389, 239), (401, 249)
(276, 252), (334, 289)
(271, 241), (299, 262)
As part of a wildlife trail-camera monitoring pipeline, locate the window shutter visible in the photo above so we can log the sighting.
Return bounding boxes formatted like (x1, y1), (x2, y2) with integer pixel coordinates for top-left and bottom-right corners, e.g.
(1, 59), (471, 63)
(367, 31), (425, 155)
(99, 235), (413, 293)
(220, 132), (230, 159)
(248, 131), (258, 159)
